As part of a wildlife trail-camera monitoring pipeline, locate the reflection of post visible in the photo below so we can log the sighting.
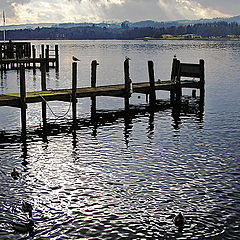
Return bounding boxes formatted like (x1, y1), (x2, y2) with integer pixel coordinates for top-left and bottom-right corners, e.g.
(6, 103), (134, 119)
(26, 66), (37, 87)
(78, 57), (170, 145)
(72, 62), (77, 129)
(41, 62), (47, 131)
(148, 61), (156, 108)
(124, 58), (130, 112)
(91, 60), (98, 121)
(20, 65), (27, 142)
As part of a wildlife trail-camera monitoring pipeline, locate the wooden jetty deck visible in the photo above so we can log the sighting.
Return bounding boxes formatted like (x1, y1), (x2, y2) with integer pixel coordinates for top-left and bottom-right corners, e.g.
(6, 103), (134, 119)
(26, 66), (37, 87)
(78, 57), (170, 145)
(0, 80), (200, 107)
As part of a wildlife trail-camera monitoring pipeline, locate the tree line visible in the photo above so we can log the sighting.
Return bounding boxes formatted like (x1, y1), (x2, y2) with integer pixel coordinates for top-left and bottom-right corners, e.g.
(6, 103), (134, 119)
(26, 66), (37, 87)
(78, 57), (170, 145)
(0, 21), (239, 40)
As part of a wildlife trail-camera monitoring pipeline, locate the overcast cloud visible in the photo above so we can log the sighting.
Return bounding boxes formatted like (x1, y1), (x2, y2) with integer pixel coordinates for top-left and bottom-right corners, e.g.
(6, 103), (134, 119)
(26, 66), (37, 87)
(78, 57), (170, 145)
(0, 0), (239, 25)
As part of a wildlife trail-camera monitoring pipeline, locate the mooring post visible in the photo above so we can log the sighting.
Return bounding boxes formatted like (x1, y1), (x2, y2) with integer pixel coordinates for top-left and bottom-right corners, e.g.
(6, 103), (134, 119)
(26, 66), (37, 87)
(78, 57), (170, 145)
(32, 45), (36, 72)
(170, 56), (178, 104)
(41, 44), (45, 59)
(199, 59), (205, 103)
(175, 60), (182, 103)
(20, 65), (27, 141)
(55, 45), (59, 72)
(72, 62), (77, 128)
(45, 45), (49, 72)
(91, 60), (98, 120)
(41, 62), (47, 129)
(124, 58), (131, 112)
(148, 61), (156, 108)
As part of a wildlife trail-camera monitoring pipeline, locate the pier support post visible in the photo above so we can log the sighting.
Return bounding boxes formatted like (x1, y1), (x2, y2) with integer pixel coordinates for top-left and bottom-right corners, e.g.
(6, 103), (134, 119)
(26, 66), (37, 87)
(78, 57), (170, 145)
(55, 45), (59, 72)
(148, 61), (156, 108)
(124, 58), (131, 113)
(20, 65), (27, 141)
(32, 45), (36, 73)
(72, 62), (77, 129)
(45, 45), (49, 72)
(199, 59), (205, 103)
(175, 60), (182, 103)
(41, 62), (47, 130)
(41, 45), (45, 59)
(91, 60), (98, 121)
(170, 57), (178, 104)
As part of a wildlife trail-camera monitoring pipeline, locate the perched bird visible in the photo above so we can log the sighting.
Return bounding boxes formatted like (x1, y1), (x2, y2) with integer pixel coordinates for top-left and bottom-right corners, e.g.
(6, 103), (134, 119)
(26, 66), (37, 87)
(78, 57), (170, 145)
(12, 219), (34, 233)
(72, 56), (80, 61)
(22, 201), (33, 218)
(174, 212), (185, 232)
(11, 168), (20, 180)
(174, 54), (177, 59)
(125, 56), (131, 61)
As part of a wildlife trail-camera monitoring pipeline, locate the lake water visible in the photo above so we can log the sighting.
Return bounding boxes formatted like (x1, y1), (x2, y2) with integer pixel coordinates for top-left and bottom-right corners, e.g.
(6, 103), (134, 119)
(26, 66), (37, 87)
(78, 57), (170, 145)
(0, 40), (239, 239)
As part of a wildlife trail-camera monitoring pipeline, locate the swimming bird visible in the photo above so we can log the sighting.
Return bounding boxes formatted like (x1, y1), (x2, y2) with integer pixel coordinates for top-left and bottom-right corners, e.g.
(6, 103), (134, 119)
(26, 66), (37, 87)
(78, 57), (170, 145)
(22, 201), (33, 218)
(11, 168), (20, 180)
(72, 56), (80, 61)
(174, 212), (185, 232)
(12, 219), (34, 233)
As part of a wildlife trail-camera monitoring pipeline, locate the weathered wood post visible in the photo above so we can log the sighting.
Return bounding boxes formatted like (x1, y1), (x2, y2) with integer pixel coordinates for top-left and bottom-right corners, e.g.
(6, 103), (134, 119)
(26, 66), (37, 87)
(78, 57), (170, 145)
(170, 56), (178, 104)
(32, 45), (36, 72)
(148, 61), (156, 108)
(55, 45), (59, 72)
(41, 44), (45, 59)
(199, 59), (205, 103)
(20, 65), (27, 141)
(72, 62), (77, 129)
(175, 60), (182, 102)
(91, 60), (98, 120)
(41, 61), (47, 129)
(45, 45), (49, 72)
(124, 58), (131, 112)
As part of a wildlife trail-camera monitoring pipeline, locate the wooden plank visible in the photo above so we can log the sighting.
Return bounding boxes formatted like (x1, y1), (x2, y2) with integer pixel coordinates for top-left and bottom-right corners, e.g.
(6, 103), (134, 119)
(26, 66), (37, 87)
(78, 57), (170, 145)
(180, 63), (201, 78)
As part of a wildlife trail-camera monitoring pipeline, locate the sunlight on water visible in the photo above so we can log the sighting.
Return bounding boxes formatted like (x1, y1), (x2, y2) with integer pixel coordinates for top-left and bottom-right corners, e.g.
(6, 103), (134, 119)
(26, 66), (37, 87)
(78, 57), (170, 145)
(0, 40), (240, 239)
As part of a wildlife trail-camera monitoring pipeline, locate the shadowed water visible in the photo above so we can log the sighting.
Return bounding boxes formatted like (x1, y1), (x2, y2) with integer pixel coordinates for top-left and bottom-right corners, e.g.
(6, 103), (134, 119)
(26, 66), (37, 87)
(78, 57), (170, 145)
(0, 40), (240, 239)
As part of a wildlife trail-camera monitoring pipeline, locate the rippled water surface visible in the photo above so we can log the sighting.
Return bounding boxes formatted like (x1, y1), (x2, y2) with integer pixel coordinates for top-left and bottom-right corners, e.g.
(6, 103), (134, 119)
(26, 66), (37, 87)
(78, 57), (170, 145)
(0, 40), (240, 239)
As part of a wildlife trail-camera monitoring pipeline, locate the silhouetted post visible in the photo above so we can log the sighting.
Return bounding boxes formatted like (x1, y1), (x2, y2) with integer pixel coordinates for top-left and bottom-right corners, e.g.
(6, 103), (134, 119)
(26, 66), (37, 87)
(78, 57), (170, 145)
(91, 60), (98, 120)
(41, 45), (45, 59)
(192, 89), (196, 98)
(45, 45), (49, 72)
(124, 58), (131, 112)
(55, 45), (59, 72)
(170, 56), (178, 104)
(175, 60), (182, 102)
(199, 59), (205, 103)
(148, 61), (156, 108)
(20, 65), (27, 141)
(41, 62), (47, 130)
(72, 62), (77, 129)
(32, 45), (36, 72)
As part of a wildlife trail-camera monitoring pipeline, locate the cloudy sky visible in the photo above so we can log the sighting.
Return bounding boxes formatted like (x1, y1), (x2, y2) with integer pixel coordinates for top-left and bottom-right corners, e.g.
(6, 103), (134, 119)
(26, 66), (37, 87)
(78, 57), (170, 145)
(1, 0), (239, 25)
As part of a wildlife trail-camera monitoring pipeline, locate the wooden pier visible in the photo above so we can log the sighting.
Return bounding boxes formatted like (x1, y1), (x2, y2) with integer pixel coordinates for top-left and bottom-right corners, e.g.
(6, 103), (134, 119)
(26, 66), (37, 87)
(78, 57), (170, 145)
(0, 41), (59, 71)
(0, 57), (204, 141)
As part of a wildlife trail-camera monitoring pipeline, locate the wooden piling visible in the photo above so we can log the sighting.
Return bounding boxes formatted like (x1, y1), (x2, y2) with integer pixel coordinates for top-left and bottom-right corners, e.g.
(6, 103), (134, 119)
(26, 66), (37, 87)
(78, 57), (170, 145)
(91, 60), (98, 120)
(41, 45), (45, 59)
(45, 45), (49, 72)
(170, 57), (178, 104)
(175, 60), (182, 102)
(20, 65), (27, 141)
(72, 62), (77, 128)
(199, 59), (205, 103)
(32, 45), (36, 72)
(124, 58), (130, 112)
(41, 62), (47, 129)
(148, 61), (156, 108)
(55, 45), (59, 72)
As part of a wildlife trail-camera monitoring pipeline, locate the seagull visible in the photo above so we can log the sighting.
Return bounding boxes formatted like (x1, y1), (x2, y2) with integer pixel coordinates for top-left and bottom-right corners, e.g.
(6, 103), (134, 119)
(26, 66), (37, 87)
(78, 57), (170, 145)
(125, 56), (131, 61)
(174, 54), (177, 59)
(72, 56), (80, 61)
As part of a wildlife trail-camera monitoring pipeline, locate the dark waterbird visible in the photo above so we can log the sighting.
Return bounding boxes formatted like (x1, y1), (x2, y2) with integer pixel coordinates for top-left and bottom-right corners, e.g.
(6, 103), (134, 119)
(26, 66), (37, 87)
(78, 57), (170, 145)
(174, 212), (185, 232)
(12, 219), (34, 233)
(72, 56), (80, 61)
(22, 201), (33, 218)
(11, 168), (20, 180)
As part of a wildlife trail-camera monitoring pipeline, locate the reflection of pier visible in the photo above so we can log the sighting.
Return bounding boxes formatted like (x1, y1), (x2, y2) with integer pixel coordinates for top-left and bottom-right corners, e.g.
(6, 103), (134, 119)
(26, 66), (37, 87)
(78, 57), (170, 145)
(0, 41), (59, 71)
(0, 57), (204, 142)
